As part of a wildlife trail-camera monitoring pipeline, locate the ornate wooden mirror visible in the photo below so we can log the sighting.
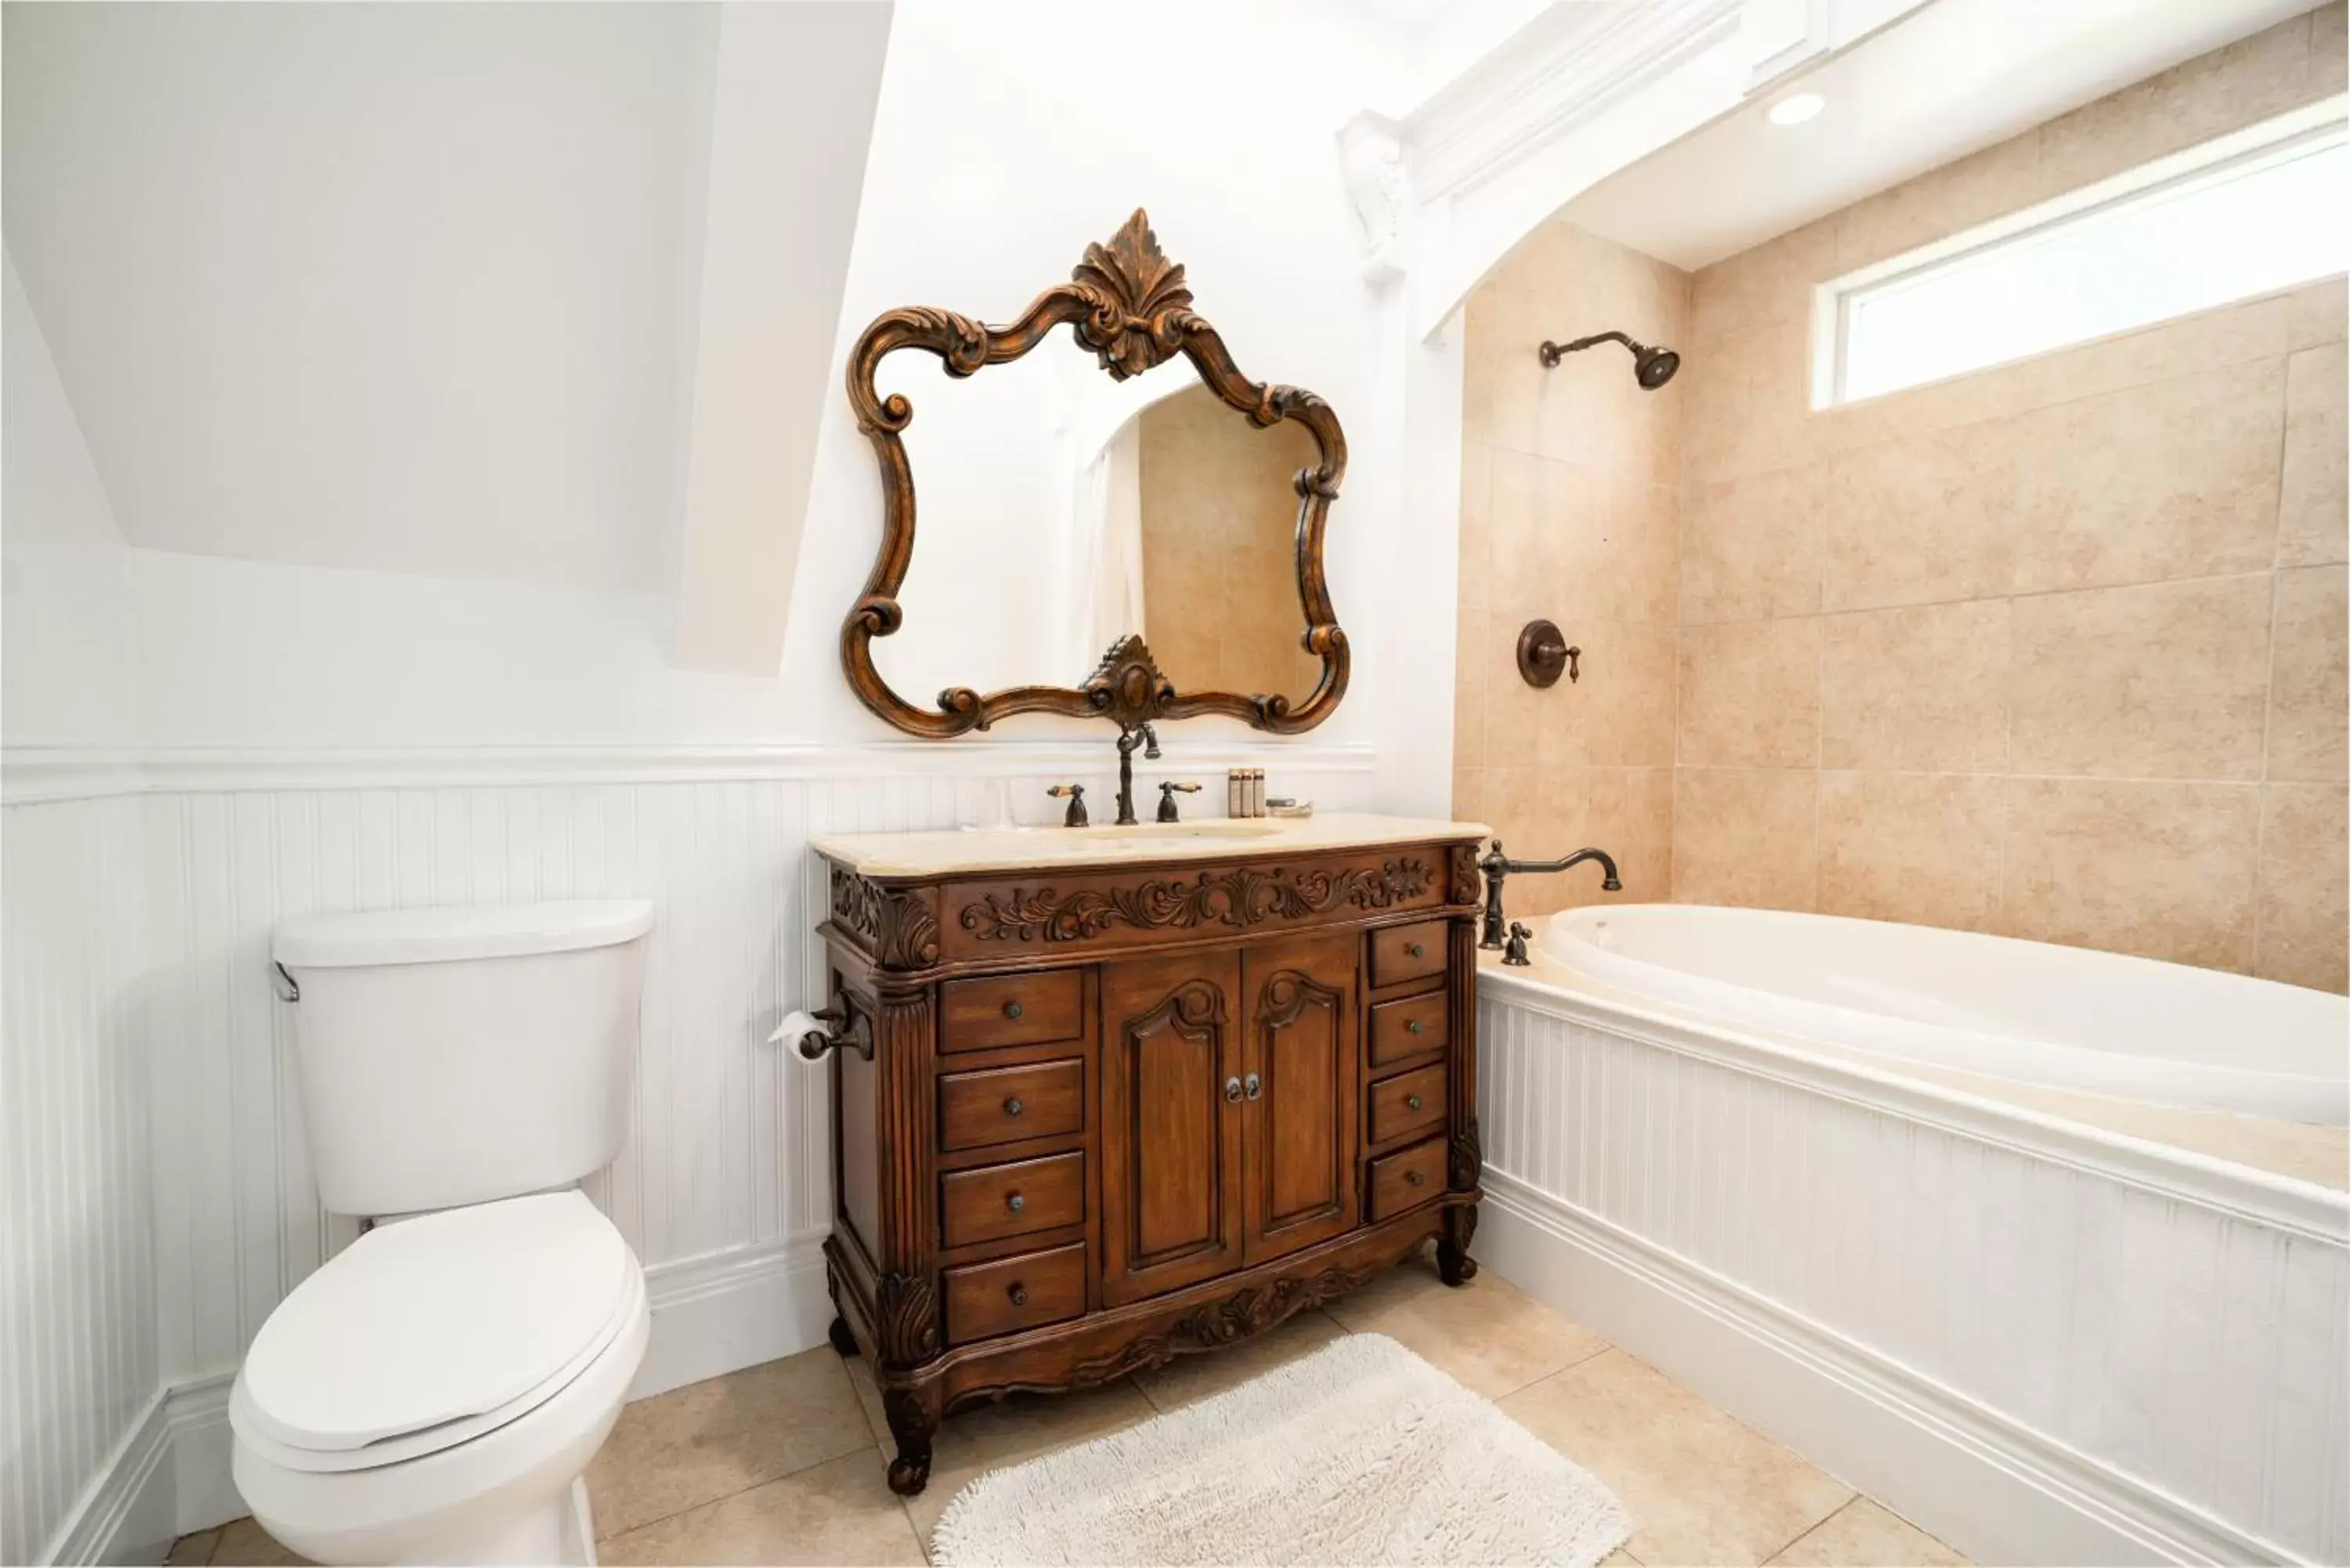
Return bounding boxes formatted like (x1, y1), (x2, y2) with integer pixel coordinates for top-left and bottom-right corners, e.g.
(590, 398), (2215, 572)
(841, 210), (1348, 738)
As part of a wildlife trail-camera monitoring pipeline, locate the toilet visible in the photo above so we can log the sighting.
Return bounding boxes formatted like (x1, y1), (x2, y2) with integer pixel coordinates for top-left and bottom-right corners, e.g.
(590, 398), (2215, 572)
(232, 900), (656, 1566)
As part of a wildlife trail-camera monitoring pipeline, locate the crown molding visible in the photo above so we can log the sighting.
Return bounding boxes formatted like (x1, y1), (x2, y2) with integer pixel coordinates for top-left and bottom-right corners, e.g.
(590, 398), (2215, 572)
(1402, 0), (1741, 204)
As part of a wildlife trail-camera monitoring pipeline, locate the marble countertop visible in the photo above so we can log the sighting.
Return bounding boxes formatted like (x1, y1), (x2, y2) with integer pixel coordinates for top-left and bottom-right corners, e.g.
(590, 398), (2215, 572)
(811, 811), (1489, 880)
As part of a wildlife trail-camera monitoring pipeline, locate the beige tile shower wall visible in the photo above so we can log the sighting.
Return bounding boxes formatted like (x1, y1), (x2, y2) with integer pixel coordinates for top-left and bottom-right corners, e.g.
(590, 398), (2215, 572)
(1672, 3), (2348, 991)
(1455, 222), (1690, 914)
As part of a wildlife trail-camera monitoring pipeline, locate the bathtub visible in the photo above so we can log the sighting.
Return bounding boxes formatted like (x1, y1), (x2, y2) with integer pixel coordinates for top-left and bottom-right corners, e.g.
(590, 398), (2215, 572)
(1538, 903), (2348, 1125)
(1473, 904), (2350, 1566)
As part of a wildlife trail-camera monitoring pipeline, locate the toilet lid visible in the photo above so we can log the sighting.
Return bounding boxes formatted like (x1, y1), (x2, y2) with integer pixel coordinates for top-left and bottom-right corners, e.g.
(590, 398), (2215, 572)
(236, 1190), (637, 1458)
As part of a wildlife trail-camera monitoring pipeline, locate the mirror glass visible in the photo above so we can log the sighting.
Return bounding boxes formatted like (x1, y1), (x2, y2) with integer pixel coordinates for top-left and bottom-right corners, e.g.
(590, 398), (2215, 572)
(870, 326), (1322, 712)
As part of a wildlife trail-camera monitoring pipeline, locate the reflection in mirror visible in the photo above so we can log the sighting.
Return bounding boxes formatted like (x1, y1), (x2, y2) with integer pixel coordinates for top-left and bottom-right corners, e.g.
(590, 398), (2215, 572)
(1132, 385), (1320, 699)
(869, 338), (1320, 715)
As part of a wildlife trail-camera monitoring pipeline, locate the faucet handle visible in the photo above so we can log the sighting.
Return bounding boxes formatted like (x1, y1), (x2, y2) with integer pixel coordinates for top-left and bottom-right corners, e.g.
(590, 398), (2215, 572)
(1155, 780), (1202, 823)
(1503, 921), (1534, 966)
(1047, 782), (1088, 828)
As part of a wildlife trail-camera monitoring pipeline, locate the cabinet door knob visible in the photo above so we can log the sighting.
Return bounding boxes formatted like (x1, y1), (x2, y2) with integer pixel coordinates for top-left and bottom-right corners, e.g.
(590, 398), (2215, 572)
(1007, 1193), (1025, 1212)
(1003, 1097), (1024, 1117)
(1405, 941), (1423, 958)
(1244, 1072), (1261, 1101)
(1007, 1284), (1028, 1307)
(1407, 1018), (1424, 1035)
(1406, 1169), (1426, 1186)
(1407, 1093), (1423, 1111)
(1224, 1076), (1243, 1102)
(1003, 1000), (1023, 1020)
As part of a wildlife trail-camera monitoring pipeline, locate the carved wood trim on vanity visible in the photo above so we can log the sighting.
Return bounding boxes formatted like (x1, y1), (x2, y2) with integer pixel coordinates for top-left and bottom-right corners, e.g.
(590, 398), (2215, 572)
(838, 210), (1351, 739)
(815, 829), (1484, 1496)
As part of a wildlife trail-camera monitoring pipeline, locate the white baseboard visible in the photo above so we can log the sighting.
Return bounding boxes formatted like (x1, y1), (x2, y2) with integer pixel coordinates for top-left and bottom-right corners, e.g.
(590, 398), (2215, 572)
(629, 1234), (833, 1401)
(163, 1375), (240, 1541)
(41, 1391), (176, 1566)
(1478, 1174), (2299, 1568)
(70, 1234), (836, 1559)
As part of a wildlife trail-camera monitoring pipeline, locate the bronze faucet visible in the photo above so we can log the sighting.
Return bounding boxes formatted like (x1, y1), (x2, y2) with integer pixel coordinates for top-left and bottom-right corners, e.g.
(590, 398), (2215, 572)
(1478, 842), (1622, 963)
(1112, 723), (1162, 826)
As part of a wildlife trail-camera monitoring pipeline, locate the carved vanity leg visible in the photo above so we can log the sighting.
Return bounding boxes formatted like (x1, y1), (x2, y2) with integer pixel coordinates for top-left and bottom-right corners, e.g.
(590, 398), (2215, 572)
(881, 1386), (938, 1496)
(1437, 1203), (1480, 1287)
(827, 1315), (859, 1358)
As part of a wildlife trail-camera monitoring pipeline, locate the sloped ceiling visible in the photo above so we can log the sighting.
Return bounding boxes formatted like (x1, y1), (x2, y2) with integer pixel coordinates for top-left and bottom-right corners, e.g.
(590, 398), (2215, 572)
(4, 3), (742, 594)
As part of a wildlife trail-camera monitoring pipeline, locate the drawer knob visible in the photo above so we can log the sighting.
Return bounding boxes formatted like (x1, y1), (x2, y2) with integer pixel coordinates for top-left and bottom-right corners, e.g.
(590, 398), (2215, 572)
(1007, 1283), (1028, 1307)
(1007, 1193), (1025, 1212)
(1003, 1000), (1023, 1020)
(1407, 1018), (1424, 1035)
(1407, 1093), (1423, 1111)
(1407, 1169), (1426, 1186)
(1405, 941), (1423, 958)
(1003, 1097), (1025, 1117)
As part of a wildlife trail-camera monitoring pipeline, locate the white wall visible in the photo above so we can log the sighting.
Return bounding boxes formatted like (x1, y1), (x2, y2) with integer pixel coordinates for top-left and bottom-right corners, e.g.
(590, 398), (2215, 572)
(1, 2), (715, 594)
(2, 255), (138, 749)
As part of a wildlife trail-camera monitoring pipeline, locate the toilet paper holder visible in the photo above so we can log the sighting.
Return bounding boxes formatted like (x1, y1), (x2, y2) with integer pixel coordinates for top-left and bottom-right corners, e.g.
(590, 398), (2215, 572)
(772, 999), (873, 1062)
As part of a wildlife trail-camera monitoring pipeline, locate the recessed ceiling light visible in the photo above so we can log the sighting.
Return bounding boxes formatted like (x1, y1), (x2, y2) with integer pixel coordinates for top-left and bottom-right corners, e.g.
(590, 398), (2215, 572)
(1767, 91), (1826, 126)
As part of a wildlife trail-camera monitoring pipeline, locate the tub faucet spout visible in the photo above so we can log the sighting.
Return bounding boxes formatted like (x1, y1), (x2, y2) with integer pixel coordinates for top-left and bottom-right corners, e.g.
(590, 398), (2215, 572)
(1478, 843), (1622, 953)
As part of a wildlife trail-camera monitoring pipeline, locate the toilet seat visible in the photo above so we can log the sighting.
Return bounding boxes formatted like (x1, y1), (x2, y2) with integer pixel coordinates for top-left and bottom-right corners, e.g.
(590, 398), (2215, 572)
(233, 1190), (640, 1474)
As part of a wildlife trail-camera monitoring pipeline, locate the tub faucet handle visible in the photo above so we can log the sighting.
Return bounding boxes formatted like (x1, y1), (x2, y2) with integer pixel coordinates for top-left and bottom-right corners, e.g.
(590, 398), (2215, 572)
(1502, 922), (1533, 967)
(1047, 783), (1088, 828)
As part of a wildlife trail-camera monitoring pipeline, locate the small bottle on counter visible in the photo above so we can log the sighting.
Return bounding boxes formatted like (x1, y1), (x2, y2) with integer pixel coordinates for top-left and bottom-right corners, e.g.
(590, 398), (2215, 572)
(1246, 769), (1266, 818)
(1227, 769), (1245, 818)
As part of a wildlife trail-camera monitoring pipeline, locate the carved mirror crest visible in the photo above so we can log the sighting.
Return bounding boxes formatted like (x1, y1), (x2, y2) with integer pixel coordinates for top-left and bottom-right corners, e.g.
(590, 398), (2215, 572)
(841, 210), (1349, 738)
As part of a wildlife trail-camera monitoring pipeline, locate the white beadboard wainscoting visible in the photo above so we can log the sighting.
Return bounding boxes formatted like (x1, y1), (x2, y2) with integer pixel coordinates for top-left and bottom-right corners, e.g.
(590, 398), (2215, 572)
(0, 740), (1375, 1560)
(1474, 972), (2350, 1568)
(2, 795), (168, 1566)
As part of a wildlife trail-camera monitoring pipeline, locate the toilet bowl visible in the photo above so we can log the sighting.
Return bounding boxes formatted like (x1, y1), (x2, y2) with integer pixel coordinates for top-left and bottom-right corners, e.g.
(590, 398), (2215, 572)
(232, 1191), (649, 1565)
(244, 901), (656, 1566)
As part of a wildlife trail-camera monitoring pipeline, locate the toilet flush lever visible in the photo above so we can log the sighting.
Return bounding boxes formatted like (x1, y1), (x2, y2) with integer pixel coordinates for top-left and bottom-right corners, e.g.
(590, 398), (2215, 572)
(271, 962), (301, 1003)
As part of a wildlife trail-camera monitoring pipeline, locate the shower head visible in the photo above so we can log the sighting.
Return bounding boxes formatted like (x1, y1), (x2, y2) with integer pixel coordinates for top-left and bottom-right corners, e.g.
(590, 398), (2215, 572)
(1538, 330), (1680, 390)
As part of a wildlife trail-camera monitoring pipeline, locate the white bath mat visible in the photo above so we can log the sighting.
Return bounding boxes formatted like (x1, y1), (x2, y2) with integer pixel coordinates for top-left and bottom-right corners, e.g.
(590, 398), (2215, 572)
(931, 1331), (1630, 1566)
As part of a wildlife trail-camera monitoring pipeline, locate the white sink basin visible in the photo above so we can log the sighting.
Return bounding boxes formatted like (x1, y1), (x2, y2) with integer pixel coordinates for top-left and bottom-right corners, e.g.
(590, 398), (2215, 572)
(1020, 820), (1285, 853)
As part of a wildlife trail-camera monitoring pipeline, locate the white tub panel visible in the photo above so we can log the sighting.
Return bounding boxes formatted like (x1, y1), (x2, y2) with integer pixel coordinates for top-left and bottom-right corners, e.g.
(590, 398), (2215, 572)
(1478, 992), (2350, 1564)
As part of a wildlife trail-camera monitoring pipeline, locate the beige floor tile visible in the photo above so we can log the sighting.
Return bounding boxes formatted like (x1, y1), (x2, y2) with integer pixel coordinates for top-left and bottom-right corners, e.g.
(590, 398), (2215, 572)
(1130, 1306), (1350, 1413)
(587, 1347), (874, 1540)
(165, 1529), (221, 1566)
(1501, 1349), (1853, 1567)
(1325, 1249), (1609, 1399)
(841, 1353), (895, 1454)
(207, 1516), (309, 1566)
(900, 1379), (1159, 1546)
(1766, 1498), (1968, 1566)
(597, 1447), (923, 1566)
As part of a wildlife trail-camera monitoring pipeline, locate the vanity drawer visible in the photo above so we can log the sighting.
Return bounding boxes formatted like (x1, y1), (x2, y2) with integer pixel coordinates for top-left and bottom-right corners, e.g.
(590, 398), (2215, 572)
(1367, 1135), (1448, 1220)
(942, 970), (1083, 1053)
(944, 1242), (1086, 1345)
(938, 1059), (1083, 1151)
(1368, 1062), (1447, 1147)
(1368, 990), (1446, 1068)
(1370, 921), (1448, 988)
(941, 1151), (1085, 1248)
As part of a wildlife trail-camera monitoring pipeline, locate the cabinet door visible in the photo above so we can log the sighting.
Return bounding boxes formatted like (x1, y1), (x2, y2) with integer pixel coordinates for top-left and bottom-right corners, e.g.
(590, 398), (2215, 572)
(1098, 951), (1245, 1306)
(1242, 934), (1360, 1263)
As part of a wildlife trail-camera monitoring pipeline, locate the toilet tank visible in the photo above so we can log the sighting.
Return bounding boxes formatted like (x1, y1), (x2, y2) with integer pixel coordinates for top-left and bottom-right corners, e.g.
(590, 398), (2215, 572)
(272, 901), (653, 1218)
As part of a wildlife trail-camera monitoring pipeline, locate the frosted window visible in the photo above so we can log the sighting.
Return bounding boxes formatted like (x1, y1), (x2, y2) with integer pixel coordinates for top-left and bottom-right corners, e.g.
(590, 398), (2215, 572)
(1824, 115), (2348, 406)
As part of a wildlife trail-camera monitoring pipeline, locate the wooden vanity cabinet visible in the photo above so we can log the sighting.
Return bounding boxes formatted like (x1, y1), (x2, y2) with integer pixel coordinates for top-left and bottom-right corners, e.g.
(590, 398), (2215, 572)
(812, 831), (1485, 1495)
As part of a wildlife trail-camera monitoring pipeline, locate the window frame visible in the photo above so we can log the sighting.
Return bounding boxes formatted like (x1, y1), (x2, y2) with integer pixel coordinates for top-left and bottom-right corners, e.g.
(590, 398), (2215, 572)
(1810, 93), (2350, 409)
